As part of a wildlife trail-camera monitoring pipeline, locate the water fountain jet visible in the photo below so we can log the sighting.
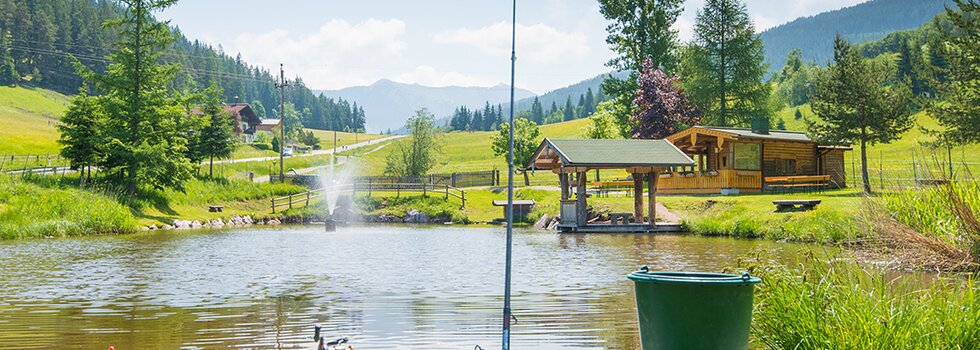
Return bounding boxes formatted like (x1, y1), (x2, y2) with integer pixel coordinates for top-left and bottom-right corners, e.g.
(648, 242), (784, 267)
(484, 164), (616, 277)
(317, 154), (357, 232)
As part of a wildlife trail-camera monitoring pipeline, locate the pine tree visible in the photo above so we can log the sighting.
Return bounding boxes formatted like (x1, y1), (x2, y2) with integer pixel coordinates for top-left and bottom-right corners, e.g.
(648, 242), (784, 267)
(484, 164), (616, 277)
(810, 36), (914, 193)
(194, 82), (237, 178)
(680, 0), (771, 127)
(471, 111), (483, 132)
(530, 96), (545, 124)
(58, 87), (102, 184)
(930, 0), (979, 145)
(563, 96), (575, 121)
(0, 29), (18, 85)
(584, 88), (596, 116)
(74, 0), (191, 193)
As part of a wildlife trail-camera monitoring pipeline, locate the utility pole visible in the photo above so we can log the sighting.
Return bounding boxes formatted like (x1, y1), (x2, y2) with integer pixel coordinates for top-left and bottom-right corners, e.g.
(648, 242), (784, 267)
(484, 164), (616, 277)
(277, 64), (288, 183)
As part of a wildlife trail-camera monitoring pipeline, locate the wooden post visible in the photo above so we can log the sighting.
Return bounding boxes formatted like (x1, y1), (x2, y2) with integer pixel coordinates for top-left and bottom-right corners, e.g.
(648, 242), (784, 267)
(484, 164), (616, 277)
(288, 194), (293, 209)
(271, 198), (276, 213)
(445, 185), (449, 200)
(576, 171), (588, 227)
(306, 191), (310, 206)
(633, 173), (644, 223)
(647, 172), (658, 228)
(559, 173), (569, 201)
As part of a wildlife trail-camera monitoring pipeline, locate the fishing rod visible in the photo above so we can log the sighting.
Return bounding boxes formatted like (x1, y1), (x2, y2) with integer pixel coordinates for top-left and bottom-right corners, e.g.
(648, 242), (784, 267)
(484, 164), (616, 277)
(502, 0), (517, 349)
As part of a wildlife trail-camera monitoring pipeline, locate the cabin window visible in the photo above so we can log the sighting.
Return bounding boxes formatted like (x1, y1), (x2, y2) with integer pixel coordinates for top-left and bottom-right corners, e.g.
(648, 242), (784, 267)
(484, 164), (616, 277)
(777, 159), (797, 175)
(733, 143), (761, 170)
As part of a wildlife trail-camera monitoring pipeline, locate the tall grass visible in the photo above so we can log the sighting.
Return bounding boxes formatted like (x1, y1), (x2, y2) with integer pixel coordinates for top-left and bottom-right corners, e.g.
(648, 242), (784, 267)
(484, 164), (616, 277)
(880, 180), (980, 257)
(753, 256), (980, 349)
(0, 178), (139, 239)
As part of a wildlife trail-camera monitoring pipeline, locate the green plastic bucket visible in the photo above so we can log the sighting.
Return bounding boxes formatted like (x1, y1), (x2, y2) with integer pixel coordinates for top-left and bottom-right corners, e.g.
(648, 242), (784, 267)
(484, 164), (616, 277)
(627, 266), (762, 350)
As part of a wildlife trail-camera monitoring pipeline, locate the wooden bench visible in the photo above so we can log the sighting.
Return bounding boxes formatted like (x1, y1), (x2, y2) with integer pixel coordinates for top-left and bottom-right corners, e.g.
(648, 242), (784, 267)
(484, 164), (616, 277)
(608, 212), (634, 225)
(208, 205), (224, 213)
(773, 200), (821, 212)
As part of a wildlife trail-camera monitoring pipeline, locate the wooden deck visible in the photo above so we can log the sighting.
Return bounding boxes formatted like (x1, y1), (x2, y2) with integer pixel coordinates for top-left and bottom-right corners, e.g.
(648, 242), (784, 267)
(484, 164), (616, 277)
(558, 223), (685, 234)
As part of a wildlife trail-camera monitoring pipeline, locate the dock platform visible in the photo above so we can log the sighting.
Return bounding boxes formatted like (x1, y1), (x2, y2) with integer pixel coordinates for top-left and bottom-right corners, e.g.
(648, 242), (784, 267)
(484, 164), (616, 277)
(558, 223), (685, 234)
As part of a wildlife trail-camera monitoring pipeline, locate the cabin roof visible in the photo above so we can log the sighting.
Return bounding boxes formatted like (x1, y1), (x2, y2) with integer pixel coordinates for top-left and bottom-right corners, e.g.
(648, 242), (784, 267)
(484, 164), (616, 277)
(700, 126), (814, 142)
(528, 138), (695, 170)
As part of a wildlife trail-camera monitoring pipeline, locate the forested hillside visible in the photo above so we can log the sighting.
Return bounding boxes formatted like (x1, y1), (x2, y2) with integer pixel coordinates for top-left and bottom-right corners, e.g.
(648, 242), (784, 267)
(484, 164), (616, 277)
(760, 0), (951, 72)
(0, 0), (364, 132)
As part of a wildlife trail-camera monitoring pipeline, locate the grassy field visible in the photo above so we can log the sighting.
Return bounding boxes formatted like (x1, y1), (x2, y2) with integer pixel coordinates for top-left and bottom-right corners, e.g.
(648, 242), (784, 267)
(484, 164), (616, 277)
(351, 118), (611, 182)
(0, 86), (67, 155)
(778, 105), (980, 188)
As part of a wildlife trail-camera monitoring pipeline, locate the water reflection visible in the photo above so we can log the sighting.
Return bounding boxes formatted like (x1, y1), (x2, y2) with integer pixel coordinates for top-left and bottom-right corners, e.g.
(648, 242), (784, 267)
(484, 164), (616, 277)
(0, 226), (810, 349)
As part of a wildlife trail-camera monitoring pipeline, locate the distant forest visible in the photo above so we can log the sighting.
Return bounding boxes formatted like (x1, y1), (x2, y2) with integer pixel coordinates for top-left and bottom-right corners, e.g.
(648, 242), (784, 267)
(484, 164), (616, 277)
(761, 0), (952, 72)
(0, 0), (365, 132)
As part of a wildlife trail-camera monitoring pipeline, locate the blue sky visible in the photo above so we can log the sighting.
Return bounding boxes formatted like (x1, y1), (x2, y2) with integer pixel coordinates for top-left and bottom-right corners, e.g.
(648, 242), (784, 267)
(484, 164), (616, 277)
(159, 0), (865, 94)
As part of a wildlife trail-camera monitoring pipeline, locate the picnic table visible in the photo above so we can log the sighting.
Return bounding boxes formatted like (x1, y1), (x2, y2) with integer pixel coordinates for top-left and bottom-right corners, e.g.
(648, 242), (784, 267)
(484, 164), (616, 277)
(772, 200), (821, 212)
(765, 175), (831, 193)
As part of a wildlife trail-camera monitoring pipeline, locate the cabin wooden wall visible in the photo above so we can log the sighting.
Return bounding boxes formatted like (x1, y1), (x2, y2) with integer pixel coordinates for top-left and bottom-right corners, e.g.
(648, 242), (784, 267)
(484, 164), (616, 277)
(761, 140), (817, 176)
(821, 150), (847, 188)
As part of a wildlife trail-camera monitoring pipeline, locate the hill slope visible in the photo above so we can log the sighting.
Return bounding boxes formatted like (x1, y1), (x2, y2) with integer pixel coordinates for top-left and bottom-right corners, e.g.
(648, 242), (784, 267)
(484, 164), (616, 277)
(317, 80), (535, 132)
(0, 86), (67, 155)
(761, 0), (951, 71)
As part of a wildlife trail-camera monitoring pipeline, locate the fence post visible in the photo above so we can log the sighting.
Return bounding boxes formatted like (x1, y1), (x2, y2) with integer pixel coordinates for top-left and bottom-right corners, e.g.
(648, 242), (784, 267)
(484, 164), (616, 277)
(445, 185), (449, 200)
(397, 184), (400, 198)
(289, 194), (293, 209)
(461, 189), (466, 209)
(452, 173), (457, 187)
(423, 183), (427, 196)
(306, 191), (310, 206)
(272, 198), (276, 213)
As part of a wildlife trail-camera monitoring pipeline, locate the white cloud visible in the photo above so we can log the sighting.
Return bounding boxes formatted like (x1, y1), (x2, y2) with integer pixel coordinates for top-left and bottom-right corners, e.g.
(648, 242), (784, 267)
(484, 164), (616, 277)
(393, 65), (498, 87)
(433, 22), (590, 63)
(226, 19), (408, 89)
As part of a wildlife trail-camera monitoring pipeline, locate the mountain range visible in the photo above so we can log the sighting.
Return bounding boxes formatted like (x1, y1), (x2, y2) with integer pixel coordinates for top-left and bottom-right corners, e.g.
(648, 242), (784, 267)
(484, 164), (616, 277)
(316, 80), (535, 133)
(760, 0), (952, 72)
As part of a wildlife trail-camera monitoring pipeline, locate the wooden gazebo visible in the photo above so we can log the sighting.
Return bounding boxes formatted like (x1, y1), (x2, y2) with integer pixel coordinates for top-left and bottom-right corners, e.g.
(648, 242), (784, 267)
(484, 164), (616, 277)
(527, 138), (694, 233)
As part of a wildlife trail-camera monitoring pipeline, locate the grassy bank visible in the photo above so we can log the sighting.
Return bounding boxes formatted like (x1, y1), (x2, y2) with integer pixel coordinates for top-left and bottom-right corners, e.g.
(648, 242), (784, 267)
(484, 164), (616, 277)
(753, 257), (980, 349)
(661, 190), (866, 243)
(0, 176), (305, 238)
(0, 177), (139, 239)
(0, 86), (67, 155)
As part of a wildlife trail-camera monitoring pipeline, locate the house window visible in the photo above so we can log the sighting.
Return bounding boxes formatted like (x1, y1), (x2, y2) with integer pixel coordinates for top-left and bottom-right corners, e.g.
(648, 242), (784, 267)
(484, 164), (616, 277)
(733, 143), (761, 170)
(777, 159), (797, 175)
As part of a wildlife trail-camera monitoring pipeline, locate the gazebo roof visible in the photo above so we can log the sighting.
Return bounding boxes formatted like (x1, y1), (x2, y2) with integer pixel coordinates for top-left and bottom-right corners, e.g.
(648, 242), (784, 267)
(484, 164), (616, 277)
(528, 138), (695, 170)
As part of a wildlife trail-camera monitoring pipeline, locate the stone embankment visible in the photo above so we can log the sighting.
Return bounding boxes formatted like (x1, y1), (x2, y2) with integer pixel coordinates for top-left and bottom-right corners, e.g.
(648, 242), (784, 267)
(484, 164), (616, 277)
(143, 215), (282, 231)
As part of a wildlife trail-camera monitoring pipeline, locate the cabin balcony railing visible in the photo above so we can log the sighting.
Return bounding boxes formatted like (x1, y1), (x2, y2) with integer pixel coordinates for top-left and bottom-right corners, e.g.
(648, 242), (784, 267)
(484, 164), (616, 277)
(657, 169), (762, 193)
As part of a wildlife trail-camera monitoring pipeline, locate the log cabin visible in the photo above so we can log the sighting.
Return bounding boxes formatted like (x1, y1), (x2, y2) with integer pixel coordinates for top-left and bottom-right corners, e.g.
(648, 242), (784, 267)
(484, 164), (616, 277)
(662, 125), (851, 194)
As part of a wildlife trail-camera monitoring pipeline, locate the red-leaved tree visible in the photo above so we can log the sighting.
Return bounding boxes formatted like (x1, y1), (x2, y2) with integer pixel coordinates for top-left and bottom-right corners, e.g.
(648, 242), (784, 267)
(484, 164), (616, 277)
(630, 58), (702, 139)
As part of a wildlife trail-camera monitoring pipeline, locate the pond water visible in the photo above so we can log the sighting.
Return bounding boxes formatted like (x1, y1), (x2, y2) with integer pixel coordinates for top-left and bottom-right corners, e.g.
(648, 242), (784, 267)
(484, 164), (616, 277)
(0, 225), (816, 349)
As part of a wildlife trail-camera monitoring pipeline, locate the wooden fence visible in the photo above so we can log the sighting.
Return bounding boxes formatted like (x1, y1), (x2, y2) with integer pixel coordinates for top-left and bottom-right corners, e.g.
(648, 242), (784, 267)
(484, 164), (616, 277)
(354, 170), (499, 188)
(271, 182), (466, 213)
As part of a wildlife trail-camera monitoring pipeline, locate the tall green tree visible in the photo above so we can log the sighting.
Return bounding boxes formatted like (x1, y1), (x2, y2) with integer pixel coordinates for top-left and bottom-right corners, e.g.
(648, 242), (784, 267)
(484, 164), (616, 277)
(809, 36), (914, 194)
(0, 29), (17, 86)
(384, 109), (441, 177)
(491, 118), (541, 186)
(58, 87), (102, 184)
(598, 0), (685, 136)
(74, 0), (191, 194)
(584, 100), (620, 140)
(530, 96), (545, 124)
(680, 0), (771, 127)
(194, 82), (236, 178)
(563, 96), (575, 121)
(774, 49), (818, 106)
(930, 0), (979, 145)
